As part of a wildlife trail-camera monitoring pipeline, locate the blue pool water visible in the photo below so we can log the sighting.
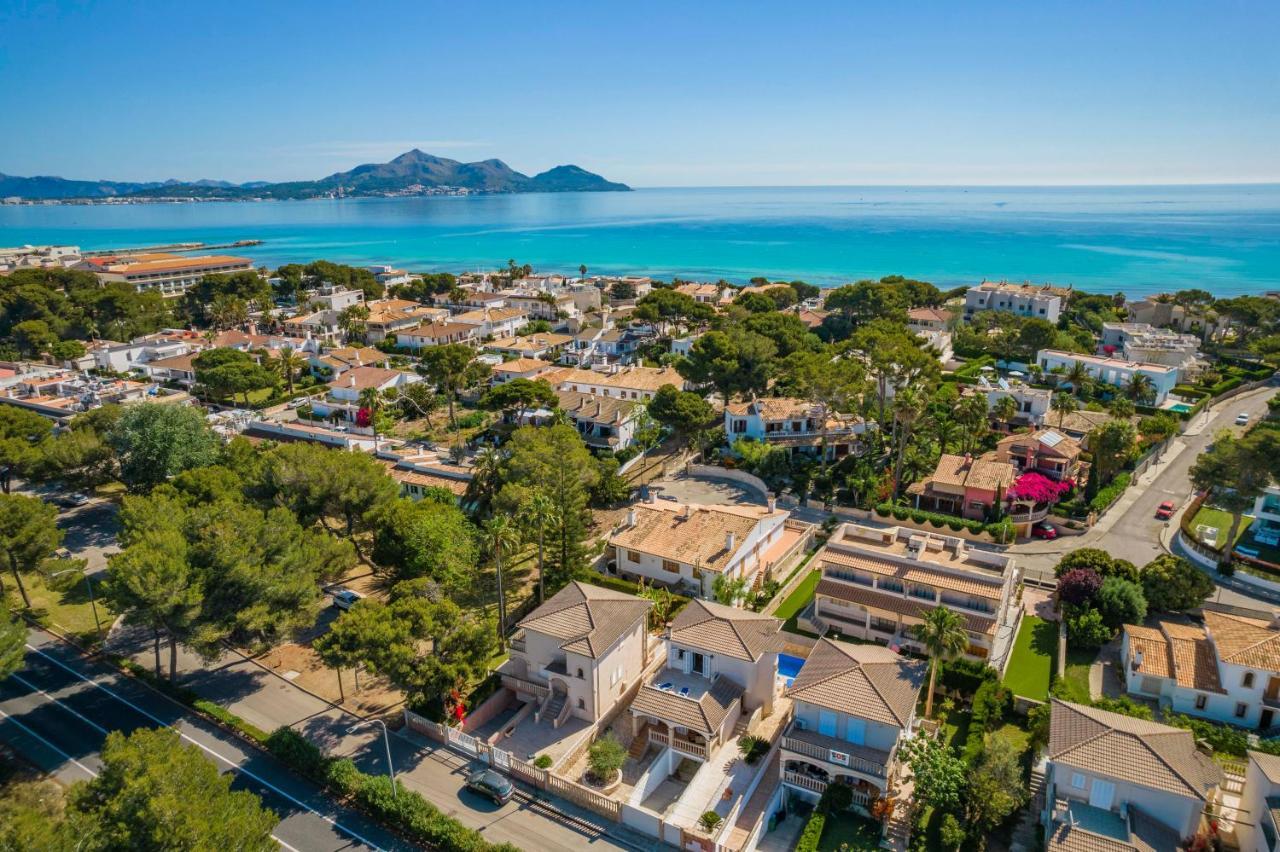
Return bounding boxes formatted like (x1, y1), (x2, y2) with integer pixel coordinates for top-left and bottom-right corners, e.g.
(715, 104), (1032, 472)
(778, 653), (805, 686)
(1168, 403), (1193, 413)
(2, 184), (1279, 295)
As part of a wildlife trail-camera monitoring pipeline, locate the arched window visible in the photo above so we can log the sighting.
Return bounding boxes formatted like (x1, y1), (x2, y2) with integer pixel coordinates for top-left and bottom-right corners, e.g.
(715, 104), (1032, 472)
(1244, 672), (1256, 689)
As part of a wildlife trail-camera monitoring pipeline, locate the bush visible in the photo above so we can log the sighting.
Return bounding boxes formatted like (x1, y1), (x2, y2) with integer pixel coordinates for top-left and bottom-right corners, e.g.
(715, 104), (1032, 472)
(1141, 554), (1214, 612)
(737, 735), (767, 765)
(970, 681), (1013, 733)
(533, 754), (553, 769)
(1058, 568), (1102, 606)
(699, 811), (723, 832)
(587, 733), (627, 781)
(1095, 577), (1147, 628)
(325, 757), (362, 798)
(939, 658), (997, 695)
(266, 726), (327, 780)
(796, 811), (826, 852)
(825, 781), (853, 812)
(1165, 713), (1250, 756)
(941, 814), (967, 849)
(1089, 472), (1131, 513)
(1066, 607), (1112, 650)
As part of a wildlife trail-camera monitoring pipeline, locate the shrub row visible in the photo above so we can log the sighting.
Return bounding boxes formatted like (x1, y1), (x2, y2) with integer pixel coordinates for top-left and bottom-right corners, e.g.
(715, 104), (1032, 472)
(1088, 472), (1131, 514)
(953, 355), (997, 378)
(795, 780), (850, 852)
(265, 728), (518, 852)
(939, 658), (998, 696)
(584, 573), (692, 615)
(874, 503), (1015, 542)
(963, 682), (1014, 762)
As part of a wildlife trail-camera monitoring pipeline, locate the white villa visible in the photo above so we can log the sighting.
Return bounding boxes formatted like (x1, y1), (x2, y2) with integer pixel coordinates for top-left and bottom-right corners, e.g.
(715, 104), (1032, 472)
(1037, 349), (1180, 405)
(1122, 606), (1280, 730)
(1043, 700), (1222, 852)
(964, 281), (1070, 323)
(724, 397), (872, 460)
(780, 639), (927, 809)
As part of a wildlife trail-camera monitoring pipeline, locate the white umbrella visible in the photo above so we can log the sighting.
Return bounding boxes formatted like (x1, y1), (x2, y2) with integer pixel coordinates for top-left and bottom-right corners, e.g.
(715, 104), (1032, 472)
(980, 365), (996, 372)
(1008, 370), (1025, 377)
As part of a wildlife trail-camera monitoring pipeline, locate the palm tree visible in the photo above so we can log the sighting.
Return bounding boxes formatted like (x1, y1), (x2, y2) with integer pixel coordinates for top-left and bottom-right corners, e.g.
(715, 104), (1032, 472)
(1051, 392), (1078, 429)
(467, 446), (505, 513)
(358, 386), (384, 449)
(276, 345), (303, 393)
(483, 516), (522, 648)
(913, 606), (969, 719)
(1123, 373), (1155, 405)
(992, 395), (1019, 433)
(891, 387), (926, 496)
(518, 491), (559, 603)
(954, 394), (989, 455)
(338, 305), (370, 342)
(1064, 361), (1092, 398)
(578, 264), (588, 279)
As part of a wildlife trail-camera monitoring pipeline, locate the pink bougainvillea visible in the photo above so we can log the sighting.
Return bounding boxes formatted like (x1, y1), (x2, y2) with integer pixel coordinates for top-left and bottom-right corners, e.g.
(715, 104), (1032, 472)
(1006, 471), (1072, 504)
(355, 407), (372, 428)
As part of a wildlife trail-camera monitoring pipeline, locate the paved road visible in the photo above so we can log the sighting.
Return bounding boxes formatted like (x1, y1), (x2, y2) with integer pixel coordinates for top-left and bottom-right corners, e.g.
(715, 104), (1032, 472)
(1013, 384), (1278, 604)
(0, 627), (413, 852)
(107, 625), (648, 852)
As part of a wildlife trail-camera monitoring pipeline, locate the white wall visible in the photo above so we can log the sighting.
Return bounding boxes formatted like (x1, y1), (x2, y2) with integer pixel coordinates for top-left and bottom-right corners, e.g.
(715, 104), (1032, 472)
(1046, 761), (1203, 839)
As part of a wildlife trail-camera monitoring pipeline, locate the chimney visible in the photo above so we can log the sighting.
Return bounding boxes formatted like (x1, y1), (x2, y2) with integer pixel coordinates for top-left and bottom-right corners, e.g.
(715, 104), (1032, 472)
(725, 532), (736, 552)
(348, 375), (356, 388)
(1132, 649), (1144, 671)
(767, 496), (776, 513)
(626, 509), (637, 528)
(247, 322), (257, 336)
(681, 505), (692, 519)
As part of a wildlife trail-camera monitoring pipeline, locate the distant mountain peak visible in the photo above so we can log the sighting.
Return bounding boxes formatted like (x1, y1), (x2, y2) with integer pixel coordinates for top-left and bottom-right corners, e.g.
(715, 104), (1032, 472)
(0, 150), (630, 200)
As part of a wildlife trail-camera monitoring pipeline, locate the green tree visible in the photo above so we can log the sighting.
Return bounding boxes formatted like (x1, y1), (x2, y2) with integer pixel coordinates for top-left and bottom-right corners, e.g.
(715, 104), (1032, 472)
(265, 443), (398, 537)
(677, 327), (776, 403)
(891, 386), (926, 496)
(992, 395), (1018, 432)
(712, 574), (749, 606)
(900, 734), (966, 812)
(912, 606), (969, 718)
(964, 734), (1027, 848)
(0, 602), (24, 682)
(1051, 392), (1078, 429)
(496, 424), (599, 592)
(181, 270), (272, 327)
(12, 319), (58, 357)
(1190, 430), (1280, 565)
(483, 516), (521, 647)
(479, 377), (558, 423)
(1140, 554), (1215, 612)
(0, 494), (63, 609)
(107, 403), (220, 492)
(273, 344), (305, 393)
(1090, 420), (1137, 483)
(337, 303), (371, 340)
(1066, 606), (1112, 649)
(419, 343), (490, 429)
(371, 497), (478, 590)
(0, 405), (54, 492)
(518, 490), (559, 603)
(648, 384), (715, 441)
(193, 348), (276, 406)
(69, 727), (278, 850)
(1095, 577), (1147, 628)
(587, 733), (627, 781)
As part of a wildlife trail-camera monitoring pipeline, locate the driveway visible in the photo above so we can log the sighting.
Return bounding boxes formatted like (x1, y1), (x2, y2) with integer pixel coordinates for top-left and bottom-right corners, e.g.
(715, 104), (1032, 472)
(1012, 384), (1277, 606)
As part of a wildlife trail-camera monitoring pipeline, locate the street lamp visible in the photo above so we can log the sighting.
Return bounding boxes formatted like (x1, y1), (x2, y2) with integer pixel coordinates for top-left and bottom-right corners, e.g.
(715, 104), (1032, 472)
(48, 568), (102, 638)
(348, 718), (397, 799)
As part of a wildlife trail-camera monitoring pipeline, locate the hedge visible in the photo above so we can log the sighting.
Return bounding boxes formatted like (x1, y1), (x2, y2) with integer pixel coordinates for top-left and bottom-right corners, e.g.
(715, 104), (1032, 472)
(584, 573), (692, 615)
(796, 780), (849, 852)
(954, 355), (997, 378)
(1089, 472), (1131, 513)
(1162, 713), (1251, 757)
(874, 503), (1014, 541)
(265, 728), (518, 852)
(939, 658), (998, 696)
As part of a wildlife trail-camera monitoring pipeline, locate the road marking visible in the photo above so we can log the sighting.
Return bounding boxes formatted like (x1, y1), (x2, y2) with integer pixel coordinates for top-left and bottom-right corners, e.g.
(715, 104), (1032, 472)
(23, 642), (386, 852)
(0, 705), (99, 778)
(5, 673), (310, 852)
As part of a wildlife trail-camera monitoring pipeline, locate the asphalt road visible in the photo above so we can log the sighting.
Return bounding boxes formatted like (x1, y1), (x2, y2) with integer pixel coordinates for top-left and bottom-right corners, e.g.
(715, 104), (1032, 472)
(0, 627), (415, 852)
(1014, 384), (1278, 601)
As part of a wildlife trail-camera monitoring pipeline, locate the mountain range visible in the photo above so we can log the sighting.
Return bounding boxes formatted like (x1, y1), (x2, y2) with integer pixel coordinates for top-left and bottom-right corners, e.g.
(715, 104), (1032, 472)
(0, 149), (630, 200)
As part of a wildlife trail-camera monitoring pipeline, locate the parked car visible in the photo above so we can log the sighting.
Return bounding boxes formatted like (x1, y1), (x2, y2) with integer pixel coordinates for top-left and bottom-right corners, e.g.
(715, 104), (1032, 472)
(1155, 500), (1176, 520)
(465, 769), (514, 805)
(330, 588), (364, 611)
(52, 492), (90, 509)
(1030, 521), (1058, 540)
(1236, 412), (1251, 426)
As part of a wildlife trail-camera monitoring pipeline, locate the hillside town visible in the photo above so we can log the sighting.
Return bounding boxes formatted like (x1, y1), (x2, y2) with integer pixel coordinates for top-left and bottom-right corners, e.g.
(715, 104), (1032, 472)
(6, 242), (1280, 852)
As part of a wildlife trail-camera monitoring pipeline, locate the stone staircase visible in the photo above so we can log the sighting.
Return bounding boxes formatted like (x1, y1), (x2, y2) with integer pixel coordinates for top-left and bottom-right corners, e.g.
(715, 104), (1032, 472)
(629, 724), (651, 760)
(883, 805), (912, 852)
(542, 690), (566, 723)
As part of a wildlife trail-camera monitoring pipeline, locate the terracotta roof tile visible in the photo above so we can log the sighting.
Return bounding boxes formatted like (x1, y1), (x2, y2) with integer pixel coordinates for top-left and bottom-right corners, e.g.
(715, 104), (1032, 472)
(1203, 609), (1280, 672)
(786, 638), (926, 727)
(668, 599), (782, 662)
(517, 581), (650, 660)
(631, 675), (743, 734)
(814, 578), (997, 635)
(610, 503), (784, 574)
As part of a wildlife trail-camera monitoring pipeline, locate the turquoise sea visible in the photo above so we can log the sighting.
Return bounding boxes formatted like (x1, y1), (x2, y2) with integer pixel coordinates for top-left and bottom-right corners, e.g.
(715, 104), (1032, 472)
(2, 185), (1279, 297)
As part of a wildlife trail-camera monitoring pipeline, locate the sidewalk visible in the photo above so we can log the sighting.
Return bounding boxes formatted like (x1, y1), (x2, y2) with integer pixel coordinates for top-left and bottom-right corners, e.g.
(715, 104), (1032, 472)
(106, 625), (646, 852)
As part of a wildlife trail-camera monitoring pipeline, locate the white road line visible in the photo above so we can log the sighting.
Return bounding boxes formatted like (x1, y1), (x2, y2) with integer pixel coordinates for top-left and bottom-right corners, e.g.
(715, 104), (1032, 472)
(4, 674), (306, 852)
(0, 706), (99, 778)
(23, 642), (386, 852)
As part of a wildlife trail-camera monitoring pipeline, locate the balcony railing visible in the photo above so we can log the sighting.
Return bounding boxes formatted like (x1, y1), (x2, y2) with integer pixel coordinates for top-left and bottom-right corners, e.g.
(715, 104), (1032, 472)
(1007, 504), (1051, 524)
(500, 673), (550, 700)
(783, 771), (828, 794)
(509, 634), (526, 653)
(782, 727), (888, 779)
(649, 729), (709, 760)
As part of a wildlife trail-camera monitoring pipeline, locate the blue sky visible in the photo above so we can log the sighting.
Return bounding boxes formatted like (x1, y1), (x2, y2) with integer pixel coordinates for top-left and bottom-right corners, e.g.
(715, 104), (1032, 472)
(2, 0), (1277, 186)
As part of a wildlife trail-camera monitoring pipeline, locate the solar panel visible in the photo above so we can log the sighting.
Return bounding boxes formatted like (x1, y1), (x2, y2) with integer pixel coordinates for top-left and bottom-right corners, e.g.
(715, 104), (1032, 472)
(1041, 430), (1065, 447)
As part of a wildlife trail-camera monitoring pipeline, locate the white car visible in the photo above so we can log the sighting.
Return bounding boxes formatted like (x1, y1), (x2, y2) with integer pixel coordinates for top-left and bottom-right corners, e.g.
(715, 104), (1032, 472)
(1236, 412), (1250, 426)
(331, 588), (364, 611)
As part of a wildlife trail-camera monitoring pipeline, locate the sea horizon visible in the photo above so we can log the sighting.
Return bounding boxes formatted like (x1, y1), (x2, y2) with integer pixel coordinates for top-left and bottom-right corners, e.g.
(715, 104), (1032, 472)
(3, 183), (1279, 297)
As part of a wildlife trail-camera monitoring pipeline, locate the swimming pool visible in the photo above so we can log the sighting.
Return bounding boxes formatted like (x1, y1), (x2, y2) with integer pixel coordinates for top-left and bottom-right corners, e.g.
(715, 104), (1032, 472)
(1168, 402), (1193, 413)
(778, 653), (805, 686)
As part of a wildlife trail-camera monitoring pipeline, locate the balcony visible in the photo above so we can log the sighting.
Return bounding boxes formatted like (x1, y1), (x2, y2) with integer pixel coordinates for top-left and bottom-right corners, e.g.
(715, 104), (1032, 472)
(783, 770), (828, 794)
(781, 723), (890, 779)
(509, 632), (526, 653)
(649, 728), (709, 760)
(1007, 503), (1052, 524)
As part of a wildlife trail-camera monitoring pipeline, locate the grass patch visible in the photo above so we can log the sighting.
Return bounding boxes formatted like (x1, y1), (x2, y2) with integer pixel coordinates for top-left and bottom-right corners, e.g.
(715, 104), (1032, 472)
(990, 722), (1031, 754)
(1055, 647), (1096, 703)
(776, 569), (821, 632)
(940, 710), (972, 755)
(4, 570), (111, 644)
(818, 811), (882, 852)
(1002, 616), (1055, 700)
(1190, 506), (1251, 547)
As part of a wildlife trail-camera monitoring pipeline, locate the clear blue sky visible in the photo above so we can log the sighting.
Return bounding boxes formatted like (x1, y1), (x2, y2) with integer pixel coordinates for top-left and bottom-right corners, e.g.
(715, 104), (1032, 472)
(2, 0), (1277, 187)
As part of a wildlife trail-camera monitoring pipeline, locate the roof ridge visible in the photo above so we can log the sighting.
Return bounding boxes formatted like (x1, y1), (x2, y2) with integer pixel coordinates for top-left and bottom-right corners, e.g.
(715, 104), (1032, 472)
(855, 662), (904, 727)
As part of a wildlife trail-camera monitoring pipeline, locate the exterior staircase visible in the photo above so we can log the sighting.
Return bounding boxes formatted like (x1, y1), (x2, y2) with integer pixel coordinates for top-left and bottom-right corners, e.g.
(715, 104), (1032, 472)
(541, 690), (566, 724)
(883, 805), (912, 852)
(628, 724), (651, 760)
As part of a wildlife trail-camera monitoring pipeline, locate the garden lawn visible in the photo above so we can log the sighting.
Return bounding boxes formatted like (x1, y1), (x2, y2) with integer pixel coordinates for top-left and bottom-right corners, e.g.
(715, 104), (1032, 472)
(1190, 506), (1252, 547)
(818, 811), (882, 852)
(1002, 616), (1054, 700)
(1055, 647), (1096, 704)
(4, 570), (110, 644)
(775, 568), (820, 632)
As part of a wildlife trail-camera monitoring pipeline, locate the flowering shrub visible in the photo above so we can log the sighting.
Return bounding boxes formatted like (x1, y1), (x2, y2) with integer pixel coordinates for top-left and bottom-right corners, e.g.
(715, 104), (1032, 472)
(1007, 471), (1072, 505)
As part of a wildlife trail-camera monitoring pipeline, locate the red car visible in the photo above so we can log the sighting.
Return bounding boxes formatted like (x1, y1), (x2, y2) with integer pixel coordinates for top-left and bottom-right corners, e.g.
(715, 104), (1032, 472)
(1156, 500), (1176, 520)
(1031, 521), (1058, 540)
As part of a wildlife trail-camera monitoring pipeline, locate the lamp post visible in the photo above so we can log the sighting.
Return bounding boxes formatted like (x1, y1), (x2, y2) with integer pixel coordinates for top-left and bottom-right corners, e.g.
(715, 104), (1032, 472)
(49, 568), (102, 638)
(348, 718), (396, 799)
